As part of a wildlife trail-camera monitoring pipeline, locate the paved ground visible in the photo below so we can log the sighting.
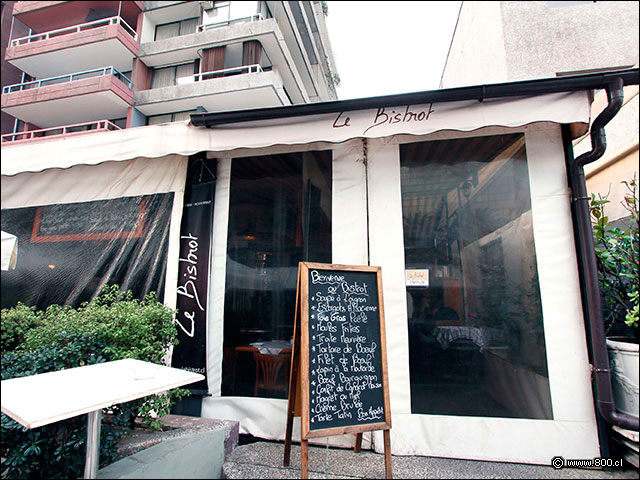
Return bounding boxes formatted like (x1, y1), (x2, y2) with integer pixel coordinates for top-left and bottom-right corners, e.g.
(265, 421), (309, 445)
(223, 441), (639, 479)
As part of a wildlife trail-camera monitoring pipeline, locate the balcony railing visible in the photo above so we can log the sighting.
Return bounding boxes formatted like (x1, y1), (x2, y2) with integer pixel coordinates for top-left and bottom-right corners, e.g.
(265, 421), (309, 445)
(187, 64), (263, 83)
(10, 16), (137, 47)
(1, 120), (122, 144)
(197, 13), (263, 32)
(2, 67), (133, 94)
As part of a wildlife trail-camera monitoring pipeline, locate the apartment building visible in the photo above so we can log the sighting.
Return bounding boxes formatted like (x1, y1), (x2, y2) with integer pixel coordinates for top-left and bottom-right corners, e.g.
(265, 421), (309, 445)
(1, 0), (338, 141)
(440, 1), (639, 220)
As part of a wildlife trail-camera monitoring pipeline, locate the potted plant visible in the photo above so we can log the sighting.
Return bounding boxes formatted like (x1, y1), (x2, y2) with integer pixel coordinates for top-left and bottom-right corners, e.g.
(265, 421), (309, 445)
(590, 175), (639, 420)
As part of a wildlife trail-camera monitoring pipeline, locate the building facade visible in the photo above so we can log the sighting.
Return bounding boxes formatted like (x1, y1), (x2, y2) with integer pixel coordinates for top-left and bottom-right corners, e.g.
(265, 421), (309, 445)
(4, 68), (638, 463)
(1, 1), (338, 139)
(2, 1), (638, 467)
(440, 0), (639, 220)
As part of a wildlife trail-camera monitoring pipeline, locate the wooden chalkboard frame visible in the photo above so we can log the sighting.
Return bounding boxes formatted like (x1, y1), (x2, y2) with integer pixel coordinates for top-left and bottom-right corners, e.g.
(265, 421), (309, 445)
(284, 262), (392, 478)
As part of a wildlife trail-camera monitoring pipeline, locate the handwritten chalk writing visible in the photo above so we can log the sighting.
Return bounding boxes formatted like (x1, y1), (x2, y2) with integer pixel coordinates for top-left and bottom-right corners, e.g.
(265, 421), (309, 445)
(357, 406), (384, 421)
(311, 270), (345, 284)
(341, 281), (368, 295)
(308, 268), (385, 430)
(341, 323), (360, 335)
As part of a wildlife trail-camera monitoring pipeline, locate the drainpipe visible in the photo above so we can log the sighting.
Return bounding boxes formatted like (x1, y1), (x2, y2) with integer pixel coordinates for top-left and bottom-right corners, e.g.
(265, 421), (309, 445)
(568, 76), (639, 432)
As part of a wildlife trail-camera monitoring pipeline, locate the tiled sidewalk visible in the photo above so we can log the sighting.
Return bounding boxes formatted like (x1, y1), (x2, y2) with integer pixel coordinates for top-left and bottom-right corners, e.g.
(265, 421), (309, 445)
(223, 441), (638, 479)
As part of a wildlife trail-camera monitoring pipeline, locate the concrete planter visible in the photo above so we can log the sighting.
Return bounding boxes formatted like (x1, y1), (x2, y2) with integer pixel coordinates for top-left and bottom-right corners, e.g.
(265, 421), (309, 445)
(606, 337), (639, 418)
(98, 415), (239, 479)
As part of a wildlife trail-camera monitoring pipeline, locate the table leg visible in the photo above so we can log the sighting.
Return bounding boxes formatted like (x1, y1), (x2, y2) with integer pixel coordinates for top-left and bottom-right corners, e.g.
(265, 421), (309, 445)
(84, 410), (102, 479)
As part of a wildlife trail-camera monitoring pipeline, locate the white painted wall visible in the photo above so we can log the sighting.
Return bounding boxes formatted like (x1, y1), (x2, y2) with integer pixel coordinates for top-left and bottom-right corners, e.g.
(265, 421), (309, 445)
(440, 1), (509, 88)
(442, 1), (639, 85)
(500, 1), (639, 81)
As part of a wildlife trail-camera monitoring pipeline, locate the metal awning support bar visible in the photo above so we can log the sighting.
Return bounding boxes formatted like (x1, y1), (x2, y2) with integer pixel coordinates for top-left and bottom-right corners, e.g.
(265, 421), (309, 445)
(190, 68), (639, 127)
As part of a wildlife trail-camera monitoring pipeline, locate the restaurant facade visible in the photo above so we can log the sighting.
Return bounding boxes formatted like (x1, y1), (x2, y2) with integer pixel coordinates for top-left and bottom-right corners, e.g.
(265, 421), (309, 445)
(2, 69), (638, 464)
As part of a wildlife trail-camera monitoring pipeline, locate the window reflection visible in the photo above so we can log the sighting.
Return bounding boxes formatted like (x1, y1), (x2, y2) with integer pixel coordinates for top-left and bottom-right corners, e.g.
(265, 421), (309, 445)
(401, 134), (552, 419)
(222, 151), (332, 398)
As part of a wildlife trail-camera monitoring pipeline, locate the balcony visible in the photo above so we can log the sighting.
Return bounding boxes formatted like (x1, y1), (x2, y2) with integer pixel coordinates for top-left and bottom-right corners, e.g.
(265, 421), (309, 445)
(134, 65), (290, 116)
(5, 16), (139, 79)
(1, 120), (122, 145)
(11, 2), (144, 29)
(138, 18), (309, 104)
(1, 67), (133, 128)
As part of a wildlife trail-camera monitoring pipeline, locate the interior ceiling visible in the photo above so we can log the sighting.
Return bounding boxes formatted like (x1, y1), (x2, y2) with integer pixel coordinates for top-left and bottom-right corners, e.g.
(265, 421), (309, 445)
(400, 134), (524, 238)
(230, 151), (332, 204)
(400, 134), (523, 194)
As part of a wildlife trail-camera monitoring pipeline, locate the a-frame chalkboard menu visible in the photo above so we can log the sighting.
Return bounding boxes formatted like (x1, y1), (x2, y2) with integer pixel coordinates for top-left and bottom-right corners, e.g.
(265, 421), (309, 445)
(284, 262), (392, 479)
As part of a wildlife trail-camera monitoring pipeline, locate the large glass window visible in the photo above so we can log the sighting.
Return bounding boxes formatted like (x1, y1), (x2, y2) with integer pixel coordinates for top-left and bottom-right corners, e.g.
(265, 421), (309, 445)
(151, 63), (196, 89)
(401, 134), (552, 419)
(222, 151), (332, 398)
(154, 17), (199, 40)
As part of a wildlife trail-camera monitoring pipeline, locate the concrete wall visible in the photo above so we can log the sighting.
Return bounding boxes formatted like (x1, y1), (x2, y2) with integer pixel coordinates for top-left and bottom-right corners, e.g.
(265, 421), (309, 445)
(440, 1), (508, 88)
(98, 429), (226, 479)
(500, 1), (639, 81)
(442, 1), (639, 86)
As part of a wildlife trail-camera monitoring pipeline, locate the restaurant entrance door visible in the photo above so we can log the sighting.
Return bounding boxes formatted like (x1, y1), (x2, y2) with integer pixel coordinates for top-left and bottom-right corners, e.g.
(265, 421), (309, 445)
(220, 150), (332, 399)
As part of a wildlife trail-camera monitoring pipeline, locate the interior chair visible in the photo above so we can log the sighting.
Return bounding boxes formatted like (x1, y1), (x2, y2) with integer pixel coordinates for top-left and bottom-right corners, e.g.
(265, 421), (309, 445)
(253, 352), (291, 397)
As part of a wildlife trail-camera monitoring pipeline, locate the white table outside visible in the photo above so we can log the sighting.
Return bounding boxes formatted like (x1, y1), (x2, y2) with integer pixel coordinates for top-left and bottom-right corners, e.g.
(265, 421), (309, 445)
(1, 358), (204, 478)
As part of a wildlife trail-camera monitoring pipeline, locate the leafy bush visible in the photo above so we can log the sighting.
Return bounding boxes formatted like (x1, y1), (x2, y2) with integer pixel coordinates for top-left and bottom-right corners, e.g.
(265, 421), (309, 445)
(21, 285), (178, 364)
(590, 176), (639, 340)
(1, 303), (41, 354)
(1, 286), (190, 478)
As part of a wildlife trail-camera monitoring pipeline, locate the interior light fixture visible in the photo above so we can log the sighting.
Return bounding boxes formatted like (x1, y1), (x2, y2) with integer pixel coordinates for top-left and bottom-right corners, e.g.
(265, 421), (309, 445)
(47, 264), (56, 269)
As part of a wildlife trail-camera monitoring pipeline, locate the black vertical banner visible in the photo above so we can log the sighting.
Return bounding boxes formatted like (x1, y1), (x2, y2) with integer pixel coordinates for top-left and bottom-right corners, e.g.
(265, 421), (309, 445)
(171, 158), (216, 393)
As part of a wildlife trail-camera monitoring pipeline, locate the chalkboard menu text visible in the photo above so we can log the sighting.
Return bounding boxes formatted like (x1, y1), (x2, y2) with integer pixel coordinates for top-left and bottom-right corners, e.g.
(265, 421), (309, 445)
(284, 262), (392, 479)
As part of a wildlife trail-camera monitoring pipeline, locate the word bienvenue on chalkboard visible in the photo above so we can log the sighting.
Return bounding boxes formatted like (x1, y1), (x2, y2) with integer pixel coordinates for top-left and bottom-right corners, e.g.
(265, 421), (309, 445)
(308, 268), (385, 430)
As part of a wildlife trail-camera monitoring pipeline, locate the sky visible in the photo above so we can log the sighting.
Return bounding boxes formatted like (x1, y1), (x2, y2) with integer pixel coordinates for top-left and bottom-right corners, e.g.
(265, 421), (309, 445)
(324, 1), (463, 100)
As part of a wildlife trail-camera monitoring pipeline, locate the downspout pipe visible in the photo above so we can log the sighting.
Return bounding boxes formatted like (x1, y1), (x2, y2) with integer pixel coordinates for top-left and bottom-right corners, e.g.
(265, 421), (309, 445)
(568, 76), (639, 432)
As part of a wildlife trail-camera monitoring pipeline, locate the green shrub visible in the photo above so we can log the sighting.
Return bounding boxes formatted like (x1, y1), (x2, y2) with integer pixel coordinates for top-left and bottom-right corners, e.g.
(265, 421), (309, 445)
(590, 176), (639, 340)
(22, 285), (178, 364)
(1, 303), (41, 354)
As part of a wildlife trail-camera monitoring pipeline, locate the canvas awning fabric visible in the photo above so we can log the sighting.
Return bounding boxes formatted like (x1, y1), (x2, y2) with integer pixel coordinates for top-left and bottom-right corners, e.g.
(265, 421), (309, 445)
(0, 91), (590, 177)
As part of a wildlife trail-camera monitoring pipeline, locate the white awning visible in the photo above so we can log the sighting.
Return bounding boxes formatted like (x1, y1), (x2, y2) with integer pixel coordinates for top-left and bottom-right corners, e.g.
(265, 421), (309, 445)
(0, 91), (590, 177)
